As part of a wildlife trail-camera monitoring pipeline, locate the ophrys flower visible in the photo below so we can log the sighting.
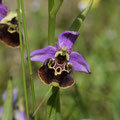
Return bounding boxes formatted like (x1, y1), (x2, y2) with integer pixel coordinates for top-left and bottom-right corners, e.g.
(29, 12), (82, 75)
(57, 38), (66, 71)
(0, 89), (27, 120)
(0, 0), (20, 48)
(30, 31), (91, 88)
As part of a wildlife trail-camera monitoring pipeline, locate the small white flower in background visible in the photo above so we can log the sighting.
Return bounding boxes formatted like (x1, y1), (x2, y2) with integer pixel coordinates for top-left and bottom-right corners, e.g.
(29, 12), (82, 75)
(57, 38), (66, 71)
(78, 1), (88, 11)
(30, 0), (42, 12)
(78, 0), (100, 11)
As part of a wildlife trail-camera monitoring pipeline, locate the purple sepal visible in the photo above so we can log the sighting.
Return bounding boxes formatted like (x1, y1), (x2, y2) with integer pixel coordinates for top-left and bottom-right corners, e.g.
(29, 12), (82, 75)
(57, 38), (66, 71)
(30, 46), (56, 62)
(2, 88), (18, 103)
(14, 110), (27, 120)
(0, 4), (8, 21)
(69, 51), (91, 73)
(0, 107), (3, 118)
(58, 31), (80, 49)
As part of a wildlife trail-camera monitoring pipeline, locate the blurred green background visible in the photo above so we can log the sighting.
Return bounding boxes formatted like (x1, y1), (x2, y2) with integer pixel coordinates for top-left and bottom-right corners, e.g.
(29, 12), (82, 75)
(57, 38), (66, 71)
(0, 0), (120, 120)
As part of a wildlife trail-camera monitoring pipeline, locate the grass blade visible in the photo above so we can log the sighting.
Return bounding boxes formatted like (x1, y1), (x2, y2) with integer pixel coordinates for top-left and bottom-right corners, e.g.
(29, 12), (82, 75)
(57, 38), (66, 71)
(20, 0), (38, 119)
(17, 0), (30, 119)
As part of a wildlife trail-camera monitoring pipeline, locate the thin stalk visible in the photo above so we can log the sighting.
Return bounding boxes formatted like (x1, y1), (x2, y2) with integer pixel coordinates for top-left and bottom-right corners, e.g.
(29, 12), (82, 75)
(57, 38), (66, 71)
(20, 0), (37, 120)
(17, 0), (29, 120)
(33, 86), (53, 117)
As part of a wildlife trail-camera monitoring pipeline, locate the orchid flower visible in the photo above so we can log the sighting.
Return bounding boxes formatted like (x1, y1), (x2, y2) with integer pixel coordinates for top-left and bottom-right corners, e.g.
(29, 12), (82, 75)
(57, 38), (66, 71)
(0, 0), (20, 48)
(0, 89), (27, 120)
(0, 0), (8, 20)
(30, 31), (91, 88)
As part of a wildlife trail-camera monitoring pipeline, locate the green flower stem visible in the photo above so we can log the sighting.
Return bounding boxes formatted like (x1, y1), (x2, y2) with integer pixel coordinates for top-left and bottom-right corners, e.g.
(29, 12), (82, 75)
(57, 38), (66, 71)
(46, 87), (61, 120)
(48, 0), (63, 45)
(20, 0), (37, 120)
(48, 0), (63, 119)
(50, 0), (63, 16)
(48, 0), (55, 45)
(55, 87), (61, 120)
(48, 15), (55, 45)
(17, 0), (29, 120)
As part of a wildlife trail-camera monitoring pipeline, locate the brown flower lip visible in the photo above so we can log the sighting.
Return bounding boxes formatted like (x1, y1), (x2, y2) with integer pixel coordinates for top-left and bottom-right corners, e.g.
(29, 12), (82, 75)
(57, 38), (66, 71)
(0, 23), (20, 48)
(38, 58), (75, 88)
(0, 12), (20, 48)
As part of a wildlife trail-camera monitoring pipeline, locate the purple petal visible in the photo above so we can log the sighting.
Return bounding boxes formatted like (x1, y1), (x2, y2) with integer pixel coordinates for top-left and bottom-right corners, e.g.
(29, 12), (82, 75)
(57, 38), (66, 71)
(30, 46), (56, 62)
(69, 52), (91, 73)
(0, 107), (3, 118)
(14, 110), (27, 120)
(13, 88), (18, 103)
(2, 88), (18, 103)
(58, 31), (80, 49)
(0, 4), (8, 21)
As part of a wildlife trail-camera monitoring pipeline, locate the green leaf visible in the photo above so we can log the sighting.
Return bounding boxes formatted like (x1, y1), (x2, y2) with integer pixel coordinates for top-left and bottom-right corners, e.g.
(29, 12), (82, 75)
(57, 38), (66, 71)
(2, 80), (13, 120)
(46, 87), (61, 120)
(70, 0), (93, 32)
